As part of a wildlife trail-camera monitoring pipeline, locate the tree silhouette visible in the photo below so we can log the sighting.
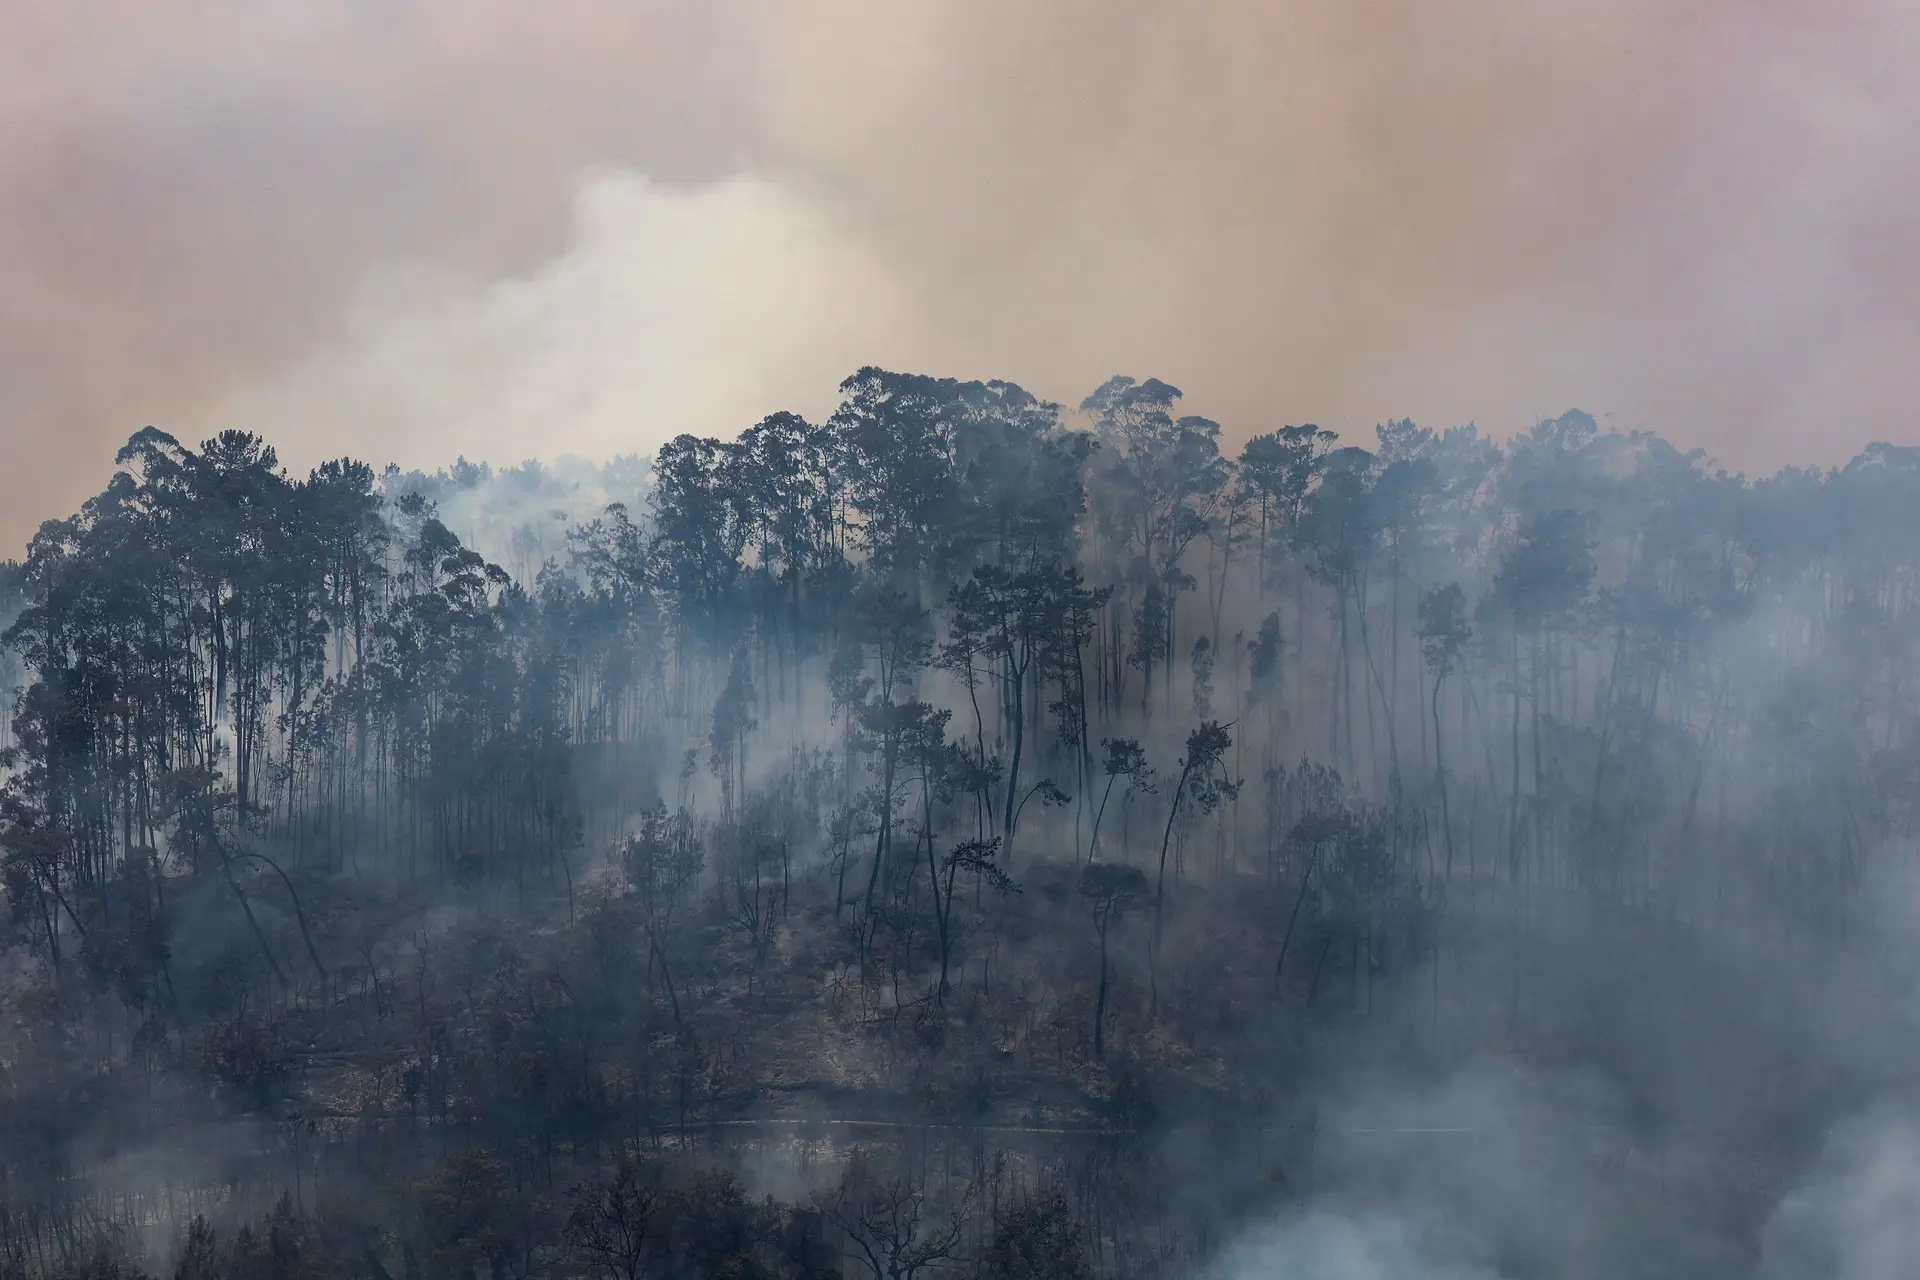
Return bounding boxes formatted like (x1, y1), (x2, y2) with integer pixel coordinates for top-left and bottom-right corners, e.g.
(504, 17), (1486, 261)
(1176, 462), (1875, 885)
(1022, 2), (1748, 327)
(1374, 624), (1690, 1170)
(1151, 721), (1239, 1013)
(1418, 582), (1471, 883)
(1081, 862), (1147, 1058)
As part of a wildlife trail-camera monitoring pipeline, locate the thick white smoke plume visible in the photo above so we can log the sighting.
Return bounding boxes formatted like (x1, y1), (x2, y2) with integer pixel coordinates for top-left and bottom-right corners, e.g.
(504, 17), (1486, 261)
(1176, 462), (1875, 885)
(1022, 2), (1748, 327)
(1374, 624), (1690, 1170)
(208, 171), (959, 475)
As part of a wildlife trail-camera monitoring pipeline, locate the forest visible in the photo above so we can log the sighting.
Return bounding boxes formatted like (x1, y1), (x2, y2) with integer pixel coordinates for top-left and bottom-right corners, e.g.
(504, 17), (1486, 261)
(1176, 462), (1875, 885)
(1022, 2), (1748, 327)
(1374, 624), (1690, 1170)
(3, 367), (1919, 1278)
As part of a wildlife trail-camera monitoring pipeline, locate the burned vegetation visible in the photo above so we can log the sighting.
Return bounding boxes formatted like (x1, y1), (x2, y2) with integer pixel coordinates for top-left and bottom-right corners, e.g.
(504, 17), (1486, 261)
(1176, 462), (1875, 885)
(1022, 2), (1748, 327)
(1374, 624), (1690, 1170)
(3, 370), (1920, 1277)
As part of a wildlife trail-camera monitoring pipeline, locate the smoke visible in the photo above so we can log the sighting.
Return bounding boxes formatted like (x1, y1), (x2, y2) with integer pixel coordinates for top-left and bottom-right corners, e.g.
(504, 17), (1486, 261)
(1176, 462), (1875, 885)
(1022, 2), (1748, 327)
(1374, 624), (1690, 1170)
(5, 2), (1918, 547)
(1212, 1207), (1495, 1280)
(1758, 1106), (1920, 1280)
(1199, 836), (1920, 1279)
(1207, 1061), (1917, 1279)
(1205, 1064), (1639, 1280)
(205, 171), (955, 475)
(1748, 859), (1920, 1279)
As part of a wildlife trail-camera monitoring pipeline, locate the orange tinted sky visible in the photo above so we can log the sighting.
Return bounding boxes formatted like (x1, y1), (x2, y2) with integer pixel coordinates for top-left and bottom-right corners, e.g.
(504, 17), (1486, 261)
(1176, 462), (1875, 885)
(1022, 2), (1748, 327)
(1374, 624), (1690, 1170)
(2, 1), (1915, 548)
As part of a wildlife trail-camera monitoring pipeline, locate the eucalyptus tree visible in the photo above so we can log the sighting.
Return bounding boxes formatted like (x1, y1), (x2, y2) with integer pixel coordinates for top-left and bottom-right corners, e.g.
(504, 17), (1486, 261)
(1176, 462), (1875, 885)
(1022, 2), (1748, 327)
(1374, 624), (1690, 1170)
(1492, 507), (1597, 876)
(1037, 567), (1111, 825)
(1370, 449), (1441, 766)
(732, 411), (833, 592)
(729, 410), (845, 701)
(944, 561), (1099, 846)
(1086, 737), (1154, 864)
(930, 835), (1016, 1001)
(1150, 720), (1239, 1012)
(1239, 422), (1338, 619)
(841, 585), (937, 909)
(1294, 446), (1384, 780)
(0, 559), (24, 720)
(1274, 808), (1350, 986)
(1082, 376), (1232, 716)
(1245, 612), (1285, 774)
(948, 379), (1091, 572)
(1418, 583), (1472, 882)
(649, 432), (749, 703)
(708, 649), (758, 822)
(831, 368), (968, 589)
(302, 457), (390, 807)
(565, 501), (661, 749)
(1126, 581), (1171, 715)
(1081, 861), (1148, 1057)
(620, 802), (704, 1022)
(856, 698), (950, 912)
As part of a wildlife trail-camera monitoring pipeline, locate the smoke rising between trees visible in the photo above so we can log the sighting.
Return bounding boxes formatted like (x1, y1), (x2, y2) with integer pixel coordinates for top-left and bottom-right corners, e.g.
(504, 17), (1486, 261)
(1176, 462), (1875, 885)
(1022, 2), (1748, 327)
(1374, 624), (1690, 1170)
(4, 368), (1920, 1277)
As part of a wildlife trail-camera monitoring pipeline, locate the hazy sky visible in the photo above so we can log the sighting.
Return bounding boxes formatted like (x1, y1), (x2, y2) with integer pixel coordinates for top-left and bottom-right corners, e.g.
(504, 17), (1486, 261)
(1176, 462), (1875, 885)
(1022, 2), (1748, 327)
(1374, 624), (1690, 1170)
(3, 1), (1915, 549)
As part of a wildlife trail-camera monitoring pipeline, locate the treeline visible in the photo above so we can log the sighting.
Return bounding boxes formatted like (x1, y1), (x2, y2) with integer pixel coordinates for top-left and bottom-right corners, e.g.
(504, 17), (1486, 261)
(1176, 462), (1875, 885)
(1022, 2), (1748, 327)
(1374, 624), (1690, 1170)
(3, 367), (1919, 1276)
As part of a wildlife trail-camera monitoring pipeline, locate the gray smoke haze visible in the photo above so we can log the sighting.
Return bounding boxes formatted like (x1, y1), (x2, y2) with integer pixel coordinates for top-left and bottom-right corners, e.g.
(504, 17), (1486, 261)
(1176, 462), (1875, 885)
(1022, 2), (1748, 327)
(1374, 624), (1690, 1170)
(4, 1), (1918, 548)
(1757, 1106), (1920, 1280)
